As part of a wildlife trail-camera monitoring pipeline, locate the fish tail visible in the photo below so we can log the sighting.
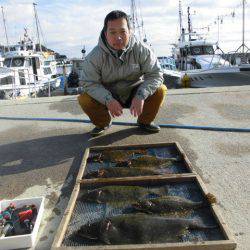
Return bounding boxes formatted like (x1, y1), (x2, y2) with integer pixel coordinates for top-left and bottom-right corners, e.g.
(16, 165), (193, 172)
(190, 219), (218, 229)
(192, 201), (206, 209)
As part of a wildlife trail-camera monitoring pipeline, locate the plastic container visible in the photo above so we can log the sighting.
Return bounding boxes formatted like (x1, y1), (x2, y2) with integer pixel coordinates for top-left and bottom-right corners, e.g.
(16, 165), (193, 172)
(0, 197), (44, 250)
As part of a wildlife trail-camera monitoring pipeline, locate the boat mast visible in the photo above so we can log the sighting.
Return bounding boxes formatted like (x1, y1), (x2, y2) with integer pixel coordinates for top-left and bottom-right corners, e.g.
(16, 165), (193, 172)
(130, 0), (136, 33)
(242, 0), (245, 53)
(130, 0), (147, 42)
(1, 6), (9, 52)
(187, 6), (192, 41)
(235, 0), (249, 57)
(33, 2), (42, 52)
(179, 0), (183, 40)
(217, 16), (220, 46)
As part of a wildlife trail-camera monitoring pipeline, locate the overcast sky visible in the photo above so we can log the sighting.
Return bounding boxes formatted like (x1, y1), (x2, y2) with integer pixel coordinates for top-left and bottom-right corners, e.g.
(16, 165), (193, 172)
(1, 0), (250, 58)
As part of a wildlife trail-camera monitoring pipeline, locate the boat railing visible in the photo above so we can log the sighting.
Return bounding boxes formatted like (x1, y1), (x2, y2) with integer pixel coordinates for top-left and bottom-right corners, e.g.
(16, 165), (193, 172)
(2, 67), (55, 99)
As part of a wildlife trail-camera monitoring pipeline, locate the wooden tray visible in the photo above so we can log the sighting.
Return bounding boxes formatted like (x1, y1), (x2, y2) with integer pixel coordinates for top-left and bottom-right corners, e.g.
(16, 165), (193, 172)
(52, 174), (236, 250)
(76, 142), (196, 182)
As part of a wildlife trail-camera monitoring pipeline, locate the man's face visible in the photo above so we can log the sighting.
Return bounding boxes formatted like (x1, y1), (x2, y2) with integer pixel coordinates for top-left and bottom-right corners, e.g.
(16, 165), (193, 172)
(105, 18), (131, 50)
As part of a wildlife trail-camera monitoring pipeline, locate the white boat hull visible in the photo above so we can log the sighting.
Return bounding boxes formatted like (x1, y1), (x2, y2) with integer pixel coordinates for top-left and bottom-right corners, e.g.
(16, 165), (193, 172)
(0, 74), (61, 99)
(180, 64), (250, 88)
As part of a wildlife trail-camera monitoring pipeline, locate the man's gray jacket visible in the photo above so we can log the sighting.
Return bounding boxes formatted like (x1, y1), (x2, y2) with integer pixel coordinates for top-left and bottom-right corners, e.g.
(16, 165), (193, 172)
(80, 31), (164, 106)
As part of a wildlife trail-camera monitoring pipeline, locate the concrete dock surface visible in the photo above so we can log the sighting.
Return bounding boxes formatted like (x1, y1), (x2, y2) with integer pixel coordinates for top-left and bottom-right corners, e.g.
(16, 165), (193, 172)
(0, 85), (249, 249)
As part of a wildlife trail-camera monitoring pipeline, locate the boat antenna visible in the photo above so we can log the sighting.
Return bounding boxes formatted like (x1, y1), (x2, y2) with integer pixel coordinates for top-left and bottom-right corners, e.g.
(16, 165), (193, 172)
(33, 2), (42, 52)
(1, 6), (9, 52)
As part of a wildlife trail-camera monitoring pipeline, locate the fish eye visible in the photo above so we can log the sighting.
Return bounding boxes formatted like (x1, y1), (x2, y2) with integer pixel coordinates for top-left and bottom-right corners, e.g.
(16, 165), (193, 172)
(147, 201), (153, 207)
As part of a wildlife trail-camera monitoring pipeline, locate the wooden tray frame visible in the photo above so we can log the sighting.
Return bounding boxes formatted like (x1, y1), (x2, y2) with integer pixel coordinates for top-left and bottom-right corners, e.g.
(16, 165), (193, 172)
(77, 142), (196, 184)
(52, 143), (236, 250)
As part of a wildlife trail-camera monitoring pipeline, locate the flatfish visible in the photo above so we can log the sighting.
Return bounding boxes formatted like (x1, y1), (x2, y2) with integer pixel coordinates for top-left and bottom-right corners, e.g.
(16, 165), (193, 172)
(84, 167), (162, 179)
(75, 214), (216, 244)
(132, 196), (204, 214)
(115, 155), (180, 168)
(79, 185), (166, 203)
(87, 149), (147, 163)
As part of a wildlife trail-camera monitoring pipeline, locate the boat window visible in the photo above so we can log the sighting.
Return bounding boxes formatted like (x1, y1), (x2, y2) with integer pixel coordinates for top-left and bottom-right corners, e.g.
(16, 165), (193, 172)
(25, 58), (31, 67)
(0, 76), (14, 85)
(3, 58), (11, 67)
(191, 47), (202, 55)
(43, 67), (52, 75)
(26, 45), (33, 50)
(12, 58), (25, 67)
(19, 70), (26, 85)
(203, 46), (214, 55)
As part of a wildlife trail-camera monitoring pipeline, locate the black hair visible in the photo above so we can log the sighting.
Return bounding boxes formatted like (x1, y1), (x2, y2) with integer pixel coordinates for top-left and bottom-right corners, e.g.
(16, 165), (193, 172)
(103, 10), (130, 32)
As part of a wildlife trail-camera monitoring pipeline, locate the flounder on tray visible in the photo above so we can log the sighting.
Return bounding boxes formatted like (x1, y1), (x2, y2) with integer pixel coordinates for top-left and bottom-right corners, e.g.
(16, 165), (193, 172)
(79, 185), (166, 204)
(75, 214), (216, 244)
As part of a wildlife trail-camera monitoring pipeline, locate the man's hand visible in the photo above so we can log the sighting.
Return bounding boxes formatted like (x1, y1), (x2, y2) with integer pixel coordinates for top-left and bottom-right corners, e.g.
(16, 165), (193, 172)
(130, 97), (144, 117)
(106, 99), (123, 118)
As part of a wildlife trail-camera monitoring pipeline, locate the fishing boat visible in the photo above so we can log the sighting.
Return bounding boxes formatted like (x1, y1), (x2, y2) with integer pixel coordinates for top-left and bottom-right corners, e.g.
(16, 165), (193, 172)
(0, 4), (61, 99)
(173, 1), (250, 88)
(0, 33), (60, 99)
(174, 28), (250, 87)
(172, 30), (230, 71)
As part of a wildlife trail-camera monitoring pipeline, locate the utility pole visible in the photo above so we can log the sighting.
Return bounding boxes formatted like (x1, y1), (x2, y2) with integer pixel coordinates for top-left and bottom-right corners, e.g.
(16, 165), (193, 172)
(1, 6), (9, 52)
(33, 2), (42, 52)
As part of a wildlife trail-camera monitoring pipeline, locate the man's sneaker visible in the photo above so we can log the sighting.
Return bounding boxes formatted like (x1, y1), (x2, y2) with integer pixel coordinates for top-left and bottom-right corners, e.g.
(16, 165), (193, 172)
(137, 122), (160, 133)
(90, 124), (111, 136)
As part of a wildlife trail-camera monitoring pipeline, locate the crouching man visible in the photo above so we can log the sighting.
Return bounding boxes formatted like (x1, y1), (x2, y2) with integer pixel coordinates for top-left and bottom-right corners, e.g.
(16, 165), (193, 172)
(78, 10), (167, 136)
